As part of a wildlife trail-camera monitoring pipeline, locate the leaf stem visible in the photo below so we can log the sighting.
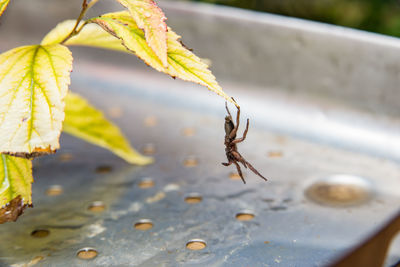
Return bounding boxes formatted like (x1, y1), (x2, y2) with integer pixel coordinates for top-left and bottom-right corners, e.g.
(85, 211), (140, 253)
(60, 0), (99, 44)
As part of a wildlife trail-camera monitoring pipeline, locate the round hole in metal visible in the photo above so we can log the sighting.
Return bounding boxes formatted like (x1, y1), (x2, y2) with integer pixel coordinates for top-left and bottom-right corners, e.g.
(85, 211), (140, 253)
(267, 150), (283, 158)
(107, 106), (123, 118)
(58, 153), (73, 162)
(182, 127), (195, 137)
(134, 219), (153, 231)
(186, 239), (207, 250)
(138, 178), (155, 189)
(183, 156), (198, 167)
(46, 185), (63, 196)
(235, 210), (255, 221)
(77, 248), (98, 260)
(144, 116), (157, 127)
(142, 143), (156, 155)
(305, 174), (373, 206)
(31, 229), (50, 238)
(88, 201), (106, 212)
(184, 193), (203, 204)
(95, 165), (112, 174)
(229, 172), (241, 180)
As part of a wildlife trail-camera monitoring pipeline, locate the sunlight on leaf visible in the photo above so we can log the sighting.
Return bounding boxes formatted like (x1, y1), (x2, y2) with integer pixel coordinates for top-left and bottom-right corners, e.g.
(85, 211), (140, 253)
(41, 20), (129, 52)
(116, 0), (168, 67)
(0, 0), (10, 17)
(91, 12), (237, 107)
(91, 12), (165, 71)
(165, 29), (235, 105)
(42, 13), (236, 107)
(0, 45), (72, 157)
(0, 154), (33, 224)
(64, 92), (153, 165)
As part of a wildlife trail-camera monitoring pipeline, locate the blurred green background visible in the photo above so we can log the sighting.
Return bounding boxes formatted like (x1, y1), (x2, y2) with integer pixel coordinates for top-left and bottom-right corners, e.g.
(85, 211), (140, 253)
(191, 0), (400, 37)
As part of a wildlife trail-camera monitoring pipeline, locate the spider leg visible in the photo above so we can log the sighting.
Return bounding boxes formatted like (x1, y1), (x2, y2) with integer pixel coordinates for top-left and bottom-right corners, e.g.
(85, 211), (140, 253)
(244, 160), (267, 181)
(227, 106), (240, 140)
(235, 105), (240, 129)
(225, 102), (232, 118)
(231, 97), (238, 106)
(222, 161), (232, 166)
(232, 118), (249, 144)
(233, 161), (246, 184)
(232, 151), (248, 168)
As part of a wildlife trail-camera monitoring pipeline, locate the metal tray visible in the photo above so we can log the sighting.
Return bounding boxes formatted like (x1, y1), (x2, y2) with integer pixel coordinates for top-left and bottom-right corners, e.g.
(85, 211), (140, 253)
(0, 1), (399, 266)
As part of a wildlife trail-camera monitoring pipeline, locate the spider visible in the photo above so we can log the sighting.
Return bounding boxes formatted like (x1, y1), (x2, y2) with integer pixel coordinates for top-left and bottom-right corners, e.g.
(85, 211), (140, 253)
(222, 101), (267, 184)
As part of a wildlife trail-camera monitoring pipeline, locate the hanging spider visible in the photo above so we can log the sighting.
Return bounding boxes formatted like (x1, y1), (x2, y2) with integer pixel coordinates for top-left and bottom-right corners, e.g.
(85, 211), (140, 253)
(222, 100), (267, 184)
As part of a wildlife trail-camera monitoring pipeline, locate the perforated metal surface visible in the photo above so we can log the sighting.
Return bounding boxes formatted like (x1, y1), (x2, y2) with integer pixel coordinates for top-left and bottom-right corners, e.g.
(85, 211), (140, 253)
(0, 62), (397, 266)
(0, 1), (400, 266)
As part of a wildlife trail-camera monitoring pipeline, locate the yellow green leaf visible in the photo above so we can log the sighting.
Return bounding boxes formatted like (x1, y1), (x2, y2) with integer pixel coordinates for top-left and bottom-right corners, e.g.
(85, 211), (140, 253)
(0, 45), (73, 157)
(0, 0), (10, 17)
(64, 92), (153, 165)
(89, 12), (165, 71)
(41, 20), (129, 52)
(0, 154), (33, 224)
(165, 29), (234, 105)
(42, 13), (237, 107)
(93, 12), (237, 107)
(116, 0), (168, 67)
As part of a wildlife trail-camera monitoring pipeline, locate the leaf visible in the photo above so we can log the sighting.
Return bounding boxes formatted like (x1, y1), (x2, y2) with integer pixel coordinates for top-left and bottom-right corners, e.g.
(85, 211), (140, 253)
(42, 13), (237, 107)
(0, 45), (73, 157)
(41, 20), (129, 52)
(165, 29), (236, 106)
(0, 154), (33, 224)
(0, 0), (10, 17)
(116, 0), (168, 67)
(63, 92), (153, 165)
(90, 12), (237, 107)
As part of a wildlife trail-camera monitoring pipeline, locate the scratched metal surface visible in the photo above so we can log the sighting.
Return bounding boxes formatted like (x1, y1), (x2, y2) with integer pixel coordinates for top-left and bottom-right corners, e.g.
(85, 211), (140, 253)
(1, 1), (400, 266)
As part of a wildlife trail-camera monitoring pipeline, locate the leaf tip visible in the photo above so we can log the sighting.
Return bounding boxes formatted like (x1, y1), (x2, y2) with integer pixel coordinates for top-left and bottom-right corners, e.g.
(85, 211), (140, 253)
(0, 196), (32, 224)
(126, 155), (154, 166)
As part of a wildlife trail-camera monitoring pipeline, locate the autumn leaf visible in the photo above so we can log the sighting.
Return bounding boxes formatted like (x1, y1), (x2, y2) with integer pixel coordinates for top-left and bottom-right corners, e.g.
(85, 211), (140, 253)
(41, 20), (129, 52)
(116, 0), (168, 67)
(0, 155), (33, 224)
(0, 0), (10, 17)
(0, 45), (72, 157)
(91, 12), (237, 106)
(64, 92), (153, 165)
(42, 13), (236, 107)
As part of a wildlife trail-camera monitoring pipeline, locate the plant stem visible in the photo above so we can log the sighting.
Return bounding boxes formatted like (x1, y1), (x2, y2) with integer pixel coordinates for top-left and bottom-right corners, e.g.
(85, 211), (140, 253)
(60, 0), (99, 44)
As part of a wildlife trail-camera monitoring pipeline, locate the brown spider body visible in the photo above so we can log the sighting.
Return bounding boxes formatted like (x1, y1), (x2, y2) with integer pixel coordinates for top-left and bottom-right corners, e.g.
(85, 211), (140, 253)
(222, 102), (267, 184)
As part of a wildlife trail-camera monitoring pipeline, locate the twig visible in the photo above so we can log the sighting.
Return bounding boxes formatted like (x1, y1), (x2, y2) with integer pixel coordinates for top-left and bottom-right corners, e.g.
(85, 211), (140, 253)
(60, 0), (99, 44)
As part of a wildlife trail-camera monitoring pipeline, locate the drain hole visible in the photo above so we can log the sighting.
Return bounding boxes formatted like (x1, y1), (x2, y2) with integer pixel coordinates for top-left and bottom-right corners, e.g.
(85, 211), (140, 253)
(95, 165), (112, 174)
(183, 156), (198, 167)
(107, 107), (123, 118)
(144, 116), (157, 127)
(134, 219), (153, 231)
(182, 127), (195, 137)
(305, 174), (372, 206)
(88, 201), (106, 212)
(270, 206), (287, 211)
(184, 193), (203, 204)
(46, 185), (63, 196)
(31, 229), (50, 238)
(236, 211), (255, 221)
(138, 178), (155, 189)
(58, 153), (73, 162)
(77, 248), (98, 260)
(267, 151), (283, 158)
(186, 239), (207, 250)
(229, 172), (241, 180)
(142, 143), (156, 155)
